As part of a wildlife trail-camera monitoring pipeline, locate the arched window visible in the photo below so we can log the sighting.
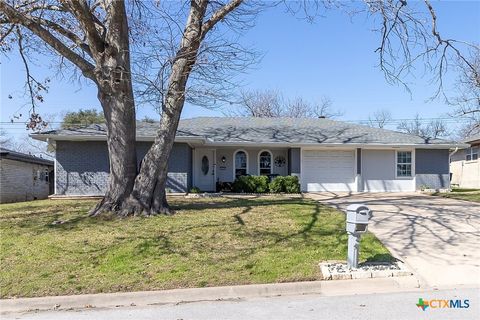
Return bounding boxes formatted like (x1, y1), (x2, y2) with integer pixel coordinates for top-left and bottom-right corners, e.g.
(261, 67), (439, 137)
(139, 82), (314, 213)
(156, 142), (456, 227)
(234, 150), (247, 178)
(258, 150), (272, 175)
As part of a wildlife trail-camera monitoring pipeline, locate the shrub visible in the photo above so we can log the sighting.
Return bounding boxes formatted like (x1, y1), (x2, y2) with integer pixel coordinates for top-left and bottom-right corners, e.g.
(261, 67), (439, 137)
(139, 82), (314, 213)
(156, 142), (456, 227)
(283, 175), (300, 193)
(269, 176), (284, 193)
(232, 175), (269, 193)
(189, 186), (201, 193)
(268, 176), (300, 193)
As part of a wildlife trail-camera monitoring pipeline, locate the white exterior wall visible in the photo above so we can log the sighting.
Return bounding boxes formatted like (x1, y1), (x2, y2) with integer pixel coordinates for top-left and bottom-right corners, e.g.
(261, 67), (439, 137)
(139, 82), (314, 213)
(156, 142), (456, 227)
(451, 158), (480, 189)
(0, 159), (51, 203)
(361, 149), (415, 192)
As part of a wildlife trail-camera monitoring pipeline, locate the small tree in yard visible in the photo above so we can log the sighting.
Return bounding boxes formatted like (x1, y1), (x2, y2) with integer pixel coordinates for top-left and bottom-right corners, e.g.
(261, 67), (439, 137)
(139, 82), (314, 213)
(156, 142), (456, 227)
(0, 0), (477, 216)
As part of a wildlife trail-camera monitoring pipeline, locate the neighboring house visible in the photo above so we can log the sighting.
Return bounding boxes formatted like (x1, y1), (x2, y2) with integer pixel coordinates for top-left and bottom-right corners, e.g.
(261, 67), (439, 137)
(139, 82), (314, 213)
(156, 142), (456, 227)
(0, 148), (54, 203)
(31, 117), (465, 195)
(450, 134), (480, 189)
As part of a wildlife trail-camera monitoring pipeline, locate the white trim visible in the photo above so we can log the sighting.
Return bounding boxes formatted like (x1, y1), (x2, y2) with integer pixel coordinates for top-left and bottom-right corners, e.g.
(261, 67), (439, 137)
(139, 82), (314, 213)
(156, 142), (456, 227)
(192, 148), (196, 188)
(300, 147), (304, 191)
(213, 149), (217, 188)
(54, 157), (57, 195)
(233, 149), (249, 179)
(395, 149), (415, 179)
(257, 149), (273, 175)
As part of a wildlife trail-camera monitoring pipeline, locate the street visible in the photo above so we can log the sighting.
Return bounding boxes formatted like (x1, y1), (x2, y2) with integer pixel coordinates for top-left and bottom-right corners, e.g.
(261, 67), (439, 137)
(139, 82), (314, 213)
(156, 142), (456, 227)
(4, 288), (478, 320)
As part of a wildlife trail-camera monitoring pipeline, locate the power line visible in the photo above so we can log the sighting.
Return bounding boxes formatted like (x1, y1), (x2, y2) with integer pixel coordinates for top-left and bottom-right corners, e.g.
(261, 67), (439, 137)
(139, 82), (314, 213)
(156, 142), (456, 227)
(0, 117), (476, 125)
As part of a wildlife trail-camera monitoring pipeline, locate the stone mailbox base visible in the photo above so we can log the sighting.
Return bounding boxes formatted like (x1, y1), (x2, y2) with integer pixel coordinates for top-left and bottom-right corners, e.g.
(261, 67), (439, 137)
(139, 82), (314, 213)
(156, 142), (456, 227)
(319, 260), (412, 281)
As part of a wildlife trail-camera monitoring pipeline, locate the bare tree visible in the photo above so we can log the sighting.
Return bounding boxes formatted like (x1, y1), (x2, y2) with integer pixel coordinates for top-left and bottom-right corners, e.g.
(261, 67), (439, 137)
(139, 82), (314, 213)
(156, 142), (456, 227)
(368, 109), (392, 128)
(1, 0), (254, 216)
(1, 0), (477, 216)
(0, 129), (12, 147)
(231, 90), (342, 118)
(397, 114), (449, 139)
(451, 50), (480, 137)
(233, 89), (283, 117)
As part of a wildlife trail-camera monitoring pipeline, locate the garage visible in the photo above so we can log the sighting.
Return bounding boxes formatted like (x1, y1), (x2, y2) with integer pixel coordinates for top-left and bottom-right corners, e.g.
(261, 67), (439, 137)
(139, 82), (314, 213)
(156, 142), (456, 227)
(301, 150), (356, 192)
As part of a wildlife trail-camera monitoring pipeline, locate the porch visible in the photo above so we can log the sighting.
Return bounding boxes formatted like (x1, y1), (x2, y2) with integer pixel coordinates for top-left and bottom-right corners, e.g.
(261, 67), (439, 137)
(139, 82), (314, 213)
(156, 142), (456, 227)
(192, 147), (299, 192)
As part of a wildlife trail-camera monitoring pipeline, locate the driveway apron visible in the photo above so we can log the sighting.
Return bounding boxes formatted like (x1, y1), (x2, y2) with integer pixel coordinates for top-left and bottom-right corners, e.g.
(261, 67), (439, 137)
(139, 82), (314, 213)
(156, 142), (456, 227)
(307, 192), (480, 288)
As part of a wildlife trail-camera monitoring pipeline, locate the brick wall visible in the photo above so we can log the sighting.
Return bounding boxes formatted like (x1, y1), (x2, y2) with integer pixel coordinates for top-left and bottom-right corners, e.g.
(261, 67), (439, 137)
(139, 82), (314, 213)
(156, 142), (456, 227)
(55, 141), (192, 195)
(0, 159), (52, 203)
(415, 149), (451, 190)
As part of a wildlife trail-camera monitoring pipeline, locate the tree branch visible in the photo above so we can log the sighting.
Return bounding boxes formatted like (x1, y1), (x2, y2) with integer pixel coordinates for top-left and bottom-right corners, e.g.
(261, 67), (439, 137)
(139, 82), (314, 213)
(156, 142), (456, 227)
(30, 16), (92, 57)
(65, 0), (105, 56)
(201, 0), (243, 38)
(0, 0), (95, 79)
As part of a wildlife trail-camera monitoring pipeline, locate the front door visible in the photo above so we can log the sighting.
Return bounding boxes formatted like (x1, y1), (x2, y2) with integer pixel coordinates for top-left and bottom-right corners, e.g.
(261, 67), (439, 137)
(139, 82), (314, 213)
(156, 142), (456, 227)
(194, 149), (216, 192)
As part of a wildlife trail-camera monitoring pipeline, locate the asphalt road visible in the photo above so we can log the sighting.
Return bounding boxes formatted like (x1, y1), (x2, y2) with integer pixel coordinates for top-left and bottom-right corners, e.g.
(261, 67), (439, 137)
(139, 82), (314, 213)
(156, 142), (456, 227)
(4, 288), (479, 320)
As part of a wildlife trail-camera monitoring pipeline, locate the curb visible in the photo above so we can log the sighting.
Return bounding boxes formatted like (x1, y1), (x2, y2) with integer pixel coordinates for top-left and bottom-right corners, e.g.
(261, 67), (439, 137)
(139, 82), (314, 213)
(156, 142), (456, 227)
(0, 276), (421, 314)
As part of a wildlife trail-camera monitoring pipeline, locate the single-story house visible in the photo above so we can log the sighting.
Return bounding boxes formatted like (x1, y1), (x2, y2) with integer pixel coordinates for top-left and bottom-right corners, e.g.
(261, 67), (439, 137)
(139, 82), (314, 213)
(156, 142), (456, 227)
(31, 117), (466, 195)
(450, 134), (480, 189)
(0, 148), (54, 203)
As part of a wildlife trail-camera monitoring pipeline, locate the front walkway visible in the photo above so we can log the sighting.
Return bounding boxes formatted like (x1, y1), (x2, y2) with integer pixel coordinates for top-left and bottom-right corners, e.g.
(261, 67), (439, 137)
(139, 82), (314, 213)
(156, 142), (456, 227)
(307, 192), (480, 288)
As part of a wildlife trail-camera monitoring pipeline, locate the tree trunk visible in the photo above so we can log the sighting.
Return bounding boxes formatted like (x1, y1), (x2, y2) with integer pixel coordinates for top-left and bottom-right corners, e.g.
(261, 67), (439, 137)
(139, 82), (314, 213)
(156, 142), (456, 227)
(117, 1), (208, 216)
(89, 0), (138, 216)
(89, 88), (138, 216)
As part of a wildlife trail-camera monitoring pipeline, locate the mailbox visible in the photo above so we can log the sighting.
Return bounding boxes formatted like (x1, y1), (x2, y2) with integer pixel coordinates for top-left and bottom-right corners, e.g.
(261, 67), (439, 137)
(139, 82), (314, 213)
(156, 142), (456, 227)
(346, 204), (371, 234)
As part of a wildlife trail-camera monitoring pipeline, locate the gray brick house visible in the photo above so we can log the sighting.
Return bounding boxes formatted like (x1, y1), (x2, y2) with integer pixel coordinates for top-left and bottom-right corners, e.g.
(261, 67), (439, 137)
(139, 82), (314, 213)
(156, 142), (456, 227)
(0, 148), (54, 203)
(31, 117), (466, 195)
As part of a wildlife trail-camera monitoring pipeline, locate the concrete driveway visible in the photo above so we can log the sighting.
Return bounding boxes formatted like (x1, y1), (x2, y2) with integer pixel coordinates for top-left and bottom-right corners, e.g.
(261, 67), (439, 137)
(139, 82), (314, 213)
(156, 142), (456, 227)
(307, 192), (480, 288)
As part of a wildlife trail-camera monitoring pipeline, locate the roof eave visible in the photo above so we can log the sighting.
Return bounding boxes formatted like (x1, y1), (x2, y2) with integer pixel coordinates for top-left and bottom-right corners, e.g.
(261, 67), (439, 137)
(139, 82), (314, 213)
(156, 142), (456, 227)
(30, 134), (207, 144)
(30, 134), (468, 149)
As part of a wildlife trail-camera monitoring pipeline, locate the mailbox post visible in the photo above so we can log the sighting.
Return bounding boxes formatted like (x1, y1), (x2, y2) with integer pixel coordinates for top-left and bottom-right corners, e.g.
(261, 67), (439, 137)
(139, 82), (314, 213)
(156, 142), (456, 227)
(345, 204), (371, 269)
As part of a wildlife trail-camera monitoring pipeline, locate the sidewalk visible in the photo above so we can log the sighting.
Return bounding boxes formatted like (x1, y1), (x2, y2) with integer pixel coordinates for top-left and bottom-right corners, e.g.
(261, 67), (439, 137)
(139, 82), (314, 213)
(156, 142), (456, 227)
(1, 276), (421, 314)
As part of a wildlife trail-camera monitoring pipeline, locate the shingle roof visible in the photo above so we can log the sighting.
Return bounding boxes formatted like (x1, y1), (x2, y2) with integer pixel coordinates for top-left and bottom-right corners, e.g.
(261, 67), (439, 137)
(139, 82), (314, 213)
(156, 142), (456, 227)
(0, 148), (54, 166)
(464, 133), (480, 143)
(32, 117), (462, 146)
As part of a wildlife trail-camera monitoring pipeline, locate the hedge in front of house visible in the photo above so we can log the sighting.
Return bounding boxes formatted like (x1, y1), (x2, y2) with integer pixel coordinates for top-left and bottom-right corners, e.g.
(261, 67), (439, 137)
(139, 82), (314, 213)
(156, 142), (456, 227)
(269, 175), (301, 193)
(232, 175), (300, 193)
(232, 175), (269, 193)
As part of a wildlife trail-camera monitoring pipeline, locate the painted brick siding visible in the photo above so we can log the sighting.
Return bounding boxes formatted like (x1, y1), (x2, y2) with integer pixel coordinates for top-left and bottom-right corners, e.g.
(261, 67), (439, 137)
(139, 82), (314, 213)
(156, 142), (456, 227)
(0, 159), (52, 203)
(55, 141), (192, 195)
(415, 149), (450, 190)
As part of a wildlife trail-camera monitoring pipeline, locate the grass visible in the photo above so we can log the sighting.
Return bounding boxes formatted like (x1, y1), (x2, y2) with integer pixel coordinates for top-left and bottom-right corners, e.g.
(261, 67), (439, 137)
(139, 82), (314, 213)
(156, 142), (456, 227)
(434, 190), (480, 203)
(0, 197), (391, 298)
(451, 188), (480, 193)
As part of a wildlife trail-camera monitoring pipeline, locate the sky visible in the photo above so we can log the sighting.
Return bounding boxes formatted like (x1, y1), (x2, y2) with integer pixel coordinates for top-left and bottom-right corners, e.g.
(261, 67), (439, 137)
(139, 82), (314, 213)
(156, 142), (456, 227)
(1, 0), (479, 141)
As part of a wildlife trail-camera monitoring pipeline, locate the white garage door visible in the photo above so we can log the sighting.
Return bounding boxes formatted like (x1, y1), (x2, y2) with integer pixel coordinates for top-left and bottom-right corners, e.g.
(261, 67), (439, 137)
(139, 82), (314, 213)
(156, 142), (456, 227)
(302, 150), (356, 192)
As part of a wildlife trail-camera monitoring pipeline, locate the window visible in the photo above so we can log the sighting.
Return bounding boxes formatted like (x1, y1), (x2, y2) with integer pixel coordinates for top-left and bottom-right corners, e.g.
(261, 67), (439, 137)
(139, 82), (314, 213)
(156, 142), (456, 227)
(396, 151), (412, 177)
(466, 147), (479, 161)
(45, 169), (49, 182)
(234, 150), (247, 178)
(259, 151), (272, 175)
(201, 156), (209, 175)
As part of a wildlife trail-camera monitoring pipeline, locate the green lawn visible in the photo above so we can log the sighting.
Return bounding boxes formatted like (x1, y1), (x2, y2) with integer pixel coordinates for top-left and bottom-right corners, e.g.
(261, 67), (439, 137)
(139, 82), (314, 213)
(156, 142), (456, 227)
(434, 190), (480, 203)
(0, 197), (391, 298)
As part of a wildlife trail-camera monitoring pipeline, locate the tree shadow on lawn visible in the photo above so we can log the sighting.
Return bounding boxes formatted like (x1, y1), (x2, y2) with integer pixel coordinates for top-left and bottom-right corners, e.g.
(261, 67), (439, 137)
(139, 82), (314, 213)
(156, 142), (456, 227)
(25, 198), (313, 233)
(5, 197), (389, 264)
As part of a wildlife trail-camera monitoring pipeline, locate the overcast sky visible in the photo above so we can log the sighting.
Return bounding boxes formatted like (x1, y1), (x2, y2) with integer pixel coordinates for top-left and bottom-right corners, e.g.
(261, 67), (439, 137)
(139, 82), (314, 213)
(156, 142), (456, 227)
(1, 1), (479, 140)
